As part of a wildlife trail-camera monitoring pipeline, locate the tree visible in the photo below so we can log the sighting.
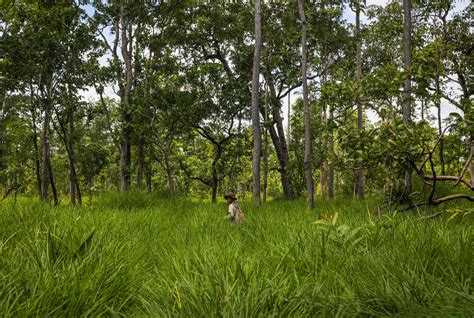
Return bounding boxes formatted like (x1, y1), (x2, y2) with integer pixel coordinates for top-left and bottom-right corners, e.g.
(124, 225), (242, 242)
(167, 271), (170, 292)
(3, 2), (95, 205)
(354, 0), (365, 199)
(252, 0), (262, 204)
(402, 0), (413, 195)
(298, 0), (314, 209)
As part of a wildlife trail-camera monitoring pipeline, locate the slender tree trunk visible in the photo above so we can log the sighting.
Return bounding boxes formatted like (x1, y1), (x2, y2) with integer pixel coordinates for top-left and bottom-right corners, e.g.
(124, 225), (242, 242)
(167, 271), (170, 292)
(251, 0), (262, 204)
(163, 152), (176, 196)
(287, 93), (291, 147)
(328, 105), (335, 199)
(137, 139), (144, 189)
(320, 109), (328, 198)
(67, 115), (81, 206)
(470, 140), (474, 188)
(435, 66), (445, 175)
(298, 0), (314, 209)
(42, 108), (51, 201)
(263, 83), (269, 202)
(403, 0), (412, 194)
(66, 143), (81, 206)
(321, 164), (328, 197)
(211, 145), (223, 204)
(145, 161), (152, 193)
(120, 6), (133, 192)
(31, 106), (42, 199)
(355, 5), (365, 199)
(48, 158), (58, 206)
(69, 158), (75, 206)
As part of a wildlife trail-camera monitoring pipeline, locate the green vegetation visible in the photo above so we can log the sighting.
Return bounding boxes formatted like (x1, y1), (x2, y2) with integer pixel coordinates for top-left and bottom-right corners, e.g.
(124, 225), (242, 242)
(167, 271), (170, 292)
(1, 1), (472, 316)
(1, 193), (472, 317)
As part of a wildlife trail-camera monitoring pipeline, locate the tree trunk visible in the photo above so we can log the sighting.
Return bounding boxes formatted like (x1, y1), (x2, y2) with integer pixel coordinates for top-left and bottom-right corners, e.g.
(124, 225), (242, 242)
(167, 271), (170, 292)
(67, 143), (81, 206)
(67, 115), (81, 206)
(41, 108), (51, 202)
(320, 109), (328, 198)
(435, 69), (445, 175)
(145, 163), (152, 193)
(266, 75), (294, 199)
(355, 4), (365, 199)
(163, 152), (176, 196)
(470, 140), (474, 188)
(321, 164), (328, 197)
(287, 93), (291, 147)
(211, 145), (223, 204)
(403, 0), (412, 194)
(31, 106), (42, 199)
(137, 139), (144, 189)
(48, 158), (58, 206)
(298, 0), (314, 209)
(252, 0), (262, 204)
(328, 106), (335, 199)
(119, 6), (133, 192)
(263, 83), (269, 202)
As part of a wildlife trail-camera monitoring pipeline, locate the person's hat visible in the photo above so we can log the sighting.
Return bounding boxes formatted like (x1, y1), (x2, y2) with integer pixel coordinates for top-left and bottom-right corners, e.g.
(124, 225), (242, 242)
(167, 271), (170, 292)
(224, 193), (237, 200)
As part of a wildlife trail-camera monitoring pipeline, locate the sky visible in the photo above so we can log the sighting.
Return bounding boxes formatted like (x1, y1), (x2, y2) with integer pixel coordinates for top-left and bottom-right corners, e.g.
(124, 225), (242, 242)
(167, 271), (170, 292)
(79, 0), (471, 129)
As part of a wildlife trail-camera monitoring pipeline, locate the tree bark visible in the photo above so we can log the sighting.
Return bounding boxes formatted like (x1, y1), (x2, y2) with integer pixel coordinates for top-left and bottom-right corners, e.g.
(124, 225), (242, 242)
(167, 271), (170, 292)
(266, 75), (294, 199)
(119, 5), (133, 192)
(163, 151), (176, 196)
(298, 0), (314, 209)
(328, 105), (335, 199)
(321, 164), (328, 197)
(403, 0), (412, 194)
(470, 140), (474, 189)
(287, 92), (291, 147)
(263, 83), (269, 202)
(31, 106), (42, 199)
(68, 111), (82, 206)
(67, 114), (81, 206)
(41, 107), (51, 202)
(252, 0), (262, 204)
(211, 145), (223, 204)
(137, 139), (144, 189)
(145, 161), (152, 193)
(355, 5), (365, 199)
(48, 157), (58, 207)
(435, 72), (445, 175)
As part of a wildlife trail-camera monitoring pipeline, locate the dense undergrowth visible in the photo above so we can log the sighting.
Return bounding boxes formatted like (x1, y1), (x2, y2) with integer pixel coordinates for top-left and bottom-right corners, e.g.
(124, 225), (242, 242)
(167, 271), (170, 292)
(1, 192), (473, 317)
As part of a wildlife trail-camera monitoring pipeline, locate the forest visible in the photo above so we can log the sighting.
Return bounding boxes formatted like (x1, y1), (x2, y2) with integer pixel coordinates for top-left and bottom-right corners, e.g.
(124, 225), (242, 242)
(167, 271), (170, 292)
(0, 0), (473, 316)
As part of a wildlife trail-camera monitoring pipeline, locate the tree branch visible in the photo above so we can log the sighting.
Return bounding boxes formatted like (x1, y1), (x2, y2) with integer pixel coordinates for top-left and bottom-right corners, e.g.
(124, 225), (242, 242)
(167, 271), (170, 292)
(278, 58), (337, 100)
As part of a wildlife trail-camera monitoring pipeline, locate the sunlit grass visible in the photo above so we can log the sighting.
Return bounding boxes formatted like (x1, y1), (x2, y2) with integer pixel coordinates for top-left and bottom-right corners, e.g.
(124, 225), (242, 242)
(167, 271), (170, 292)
(1, 192), (473, 317)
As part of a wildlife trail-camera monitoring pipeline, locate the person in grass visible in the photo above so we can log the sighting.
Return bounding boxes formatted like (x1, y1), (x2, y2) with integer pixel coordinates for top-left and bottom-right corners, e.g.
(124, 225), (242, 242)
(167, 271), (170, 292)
(224, 193), (244, 223)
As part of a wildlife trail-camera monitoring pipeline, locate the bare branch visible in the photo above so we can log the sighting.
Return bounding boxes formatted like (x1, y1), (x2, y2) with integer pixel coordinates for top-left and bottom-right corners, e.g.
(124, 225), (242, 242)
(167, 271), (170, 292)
(453, 150), (472, 188)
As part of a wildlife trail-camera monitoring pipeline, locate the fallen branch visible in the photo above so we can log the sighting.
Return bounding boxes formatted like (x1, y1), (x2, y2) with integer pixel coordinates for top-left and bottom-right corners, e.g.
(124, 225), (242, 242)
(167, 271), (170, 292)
(431, 194), (474, 204)
(418, 212), (443, 220)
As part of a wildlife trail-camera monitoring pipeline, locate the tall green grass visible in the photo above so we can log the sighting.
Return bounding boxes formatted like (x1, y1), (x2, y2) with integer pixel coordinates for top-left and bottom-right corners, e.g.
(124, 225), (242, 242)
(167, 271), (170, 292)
(1, 192), (473, 317)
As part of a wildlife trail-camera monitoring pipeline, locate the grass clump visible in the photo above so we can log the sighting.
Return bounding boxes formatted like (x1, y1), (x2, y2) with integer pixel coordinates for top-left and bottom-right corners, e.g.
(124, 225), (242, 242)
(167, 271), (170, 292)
(0, 193), (473, 317)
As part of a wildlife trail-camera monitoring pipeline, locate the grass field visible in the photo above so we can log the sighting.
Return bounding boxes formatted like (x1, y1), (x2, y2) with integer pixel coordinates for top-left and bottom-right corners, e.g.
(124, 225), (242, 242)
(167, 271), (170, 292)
(1, 192), (473, 317)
